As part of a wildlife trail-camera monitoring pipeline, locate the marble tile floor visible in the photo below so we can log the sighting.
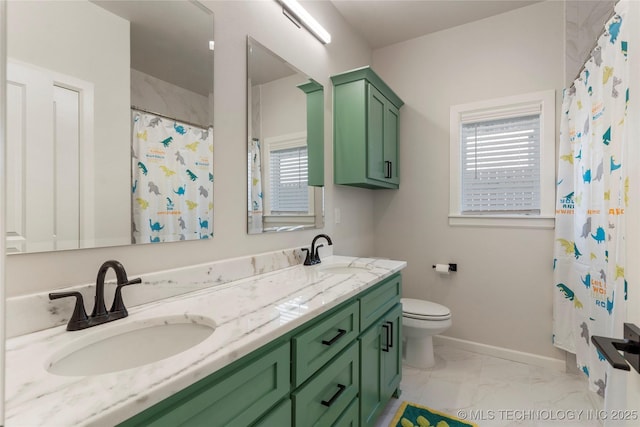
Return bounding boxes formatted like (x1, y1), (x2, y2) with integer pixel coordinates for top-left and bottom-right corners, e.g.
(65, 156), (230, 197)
(376, 344), (600, 427)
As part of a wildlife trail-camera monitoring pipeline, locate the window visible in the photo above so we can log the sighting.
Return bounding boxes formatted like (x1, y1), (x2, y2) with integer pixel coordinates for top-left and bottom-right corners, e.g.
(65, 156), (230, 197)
(269, 146), (309, 213)
(262, 132), (315, 226)
(450, 91), (555, 228)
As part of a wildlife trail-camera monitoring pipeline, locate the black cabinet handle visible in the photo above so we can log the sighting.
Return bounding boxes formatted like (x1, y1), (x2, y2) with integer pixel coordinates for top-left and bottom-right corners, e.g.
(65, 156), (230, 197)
(381, 323), (390, 352)
(322, 328), (347, 346)
(384, 161), (392, 179)
(321, 384), (346, 407)
(386, 321), (394, 348)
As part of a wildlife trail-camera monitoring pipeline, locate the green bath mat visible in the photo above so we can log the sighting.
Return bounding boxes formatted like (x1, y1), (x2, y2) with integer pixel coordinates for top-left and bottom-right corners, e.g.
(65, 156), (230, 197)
(390, 401), (478, 427)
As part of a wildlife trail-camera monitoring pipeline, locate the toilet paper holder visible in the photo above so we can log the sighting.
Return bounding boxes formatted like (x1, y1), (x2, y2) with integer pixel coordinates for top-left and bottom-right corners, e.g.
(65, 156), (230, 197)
(432, 263), (457, 272)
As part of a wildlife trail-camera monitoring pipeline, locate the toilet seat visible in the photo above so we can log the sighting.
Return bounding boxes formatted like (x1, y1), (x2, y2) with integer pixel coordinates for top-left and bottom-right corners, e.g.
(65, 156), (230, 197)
(401, 298), (451, 321)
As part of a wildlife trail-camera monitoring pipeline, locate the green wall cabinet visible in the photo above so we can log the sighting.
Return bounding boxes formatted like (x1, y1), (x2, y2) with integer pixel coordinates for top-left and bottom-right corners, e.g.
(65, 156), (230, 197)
(332, 66), (404, 189)
(118, 273), (402, 427)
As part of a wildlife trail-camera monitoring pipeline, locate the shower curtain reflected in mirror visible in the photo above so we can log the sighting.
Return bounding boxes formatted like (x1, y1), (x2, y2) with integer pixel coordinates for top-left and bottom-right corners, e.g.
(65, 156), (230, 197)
(248, 138), (264, 234)
(131, 110), (213, 243)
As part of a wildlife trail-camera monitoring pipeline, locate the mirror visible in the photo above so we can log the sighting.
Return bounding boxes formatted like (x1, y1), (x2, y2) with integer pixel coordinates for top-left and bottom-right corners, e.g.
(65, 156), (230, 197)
(247, 37), (324, 234)
(5, 0), (214, 253)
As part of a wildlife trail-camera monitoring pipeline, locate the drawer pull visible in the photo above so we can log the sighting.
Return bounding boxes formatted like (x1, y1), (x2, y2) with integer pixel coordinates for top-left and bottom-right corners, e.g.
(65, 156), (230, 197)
(321, 384), (346, 407)
(322, 328), (347, 346)
(381, 323), (390, 352)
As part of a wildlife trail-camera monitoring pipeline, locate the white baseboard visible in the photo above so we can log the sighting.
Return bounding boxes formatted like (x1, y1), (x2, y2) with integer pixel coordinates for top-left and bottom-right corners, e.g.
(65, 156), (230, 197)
(433, 335), (566, 372)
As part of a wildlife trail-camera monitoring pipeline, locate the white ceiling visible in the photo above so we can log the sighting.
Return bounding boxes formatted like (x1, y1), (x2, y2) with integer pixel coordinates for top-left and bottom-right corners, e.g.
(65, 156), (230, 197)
(329, 0), (542, 49)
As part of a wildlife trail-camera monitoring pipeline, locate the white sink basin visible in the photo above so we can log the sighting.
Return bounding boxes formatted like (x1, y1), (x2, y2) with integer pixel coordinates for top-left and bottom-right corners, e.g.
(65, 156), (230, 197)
(317, 264), (372, 274)
(46, 315), (216, 376)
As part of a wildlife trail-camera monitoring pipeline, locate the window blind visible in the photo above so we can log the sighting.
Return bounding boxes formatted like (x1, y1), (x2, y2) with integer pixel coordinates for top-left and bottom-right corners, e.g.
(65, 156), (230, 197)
(269, 146), (309, 213)
(461, 114), (541, 214)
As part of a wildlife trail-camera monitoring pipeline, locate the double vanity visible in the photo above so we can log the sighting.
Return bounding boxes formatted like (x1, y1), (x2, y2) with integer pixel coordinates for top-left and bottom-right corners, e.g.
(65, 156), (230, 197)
(5, 250), (405, 426)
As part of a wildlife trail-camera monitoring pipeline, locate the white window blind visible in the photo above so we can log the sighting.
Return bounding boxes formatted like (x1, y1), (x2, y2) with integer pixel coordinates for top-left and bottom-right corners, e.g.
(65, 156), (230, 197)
(461, 114), (541, 214)
(269, 146), (309, 213)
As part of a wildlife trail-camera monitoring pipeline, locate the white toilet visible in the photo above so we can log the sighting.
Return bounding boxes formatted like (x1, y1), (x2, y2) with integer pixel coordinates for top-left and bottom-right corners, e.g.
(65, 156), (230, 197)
(401, 298), (452, 369)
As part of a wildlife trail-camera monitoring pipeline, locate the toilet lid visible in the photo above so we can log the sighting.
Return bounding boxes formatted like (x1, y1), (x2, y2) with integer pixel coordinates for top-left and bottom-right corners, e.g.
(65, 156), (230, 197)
(401, 298), (450, 318)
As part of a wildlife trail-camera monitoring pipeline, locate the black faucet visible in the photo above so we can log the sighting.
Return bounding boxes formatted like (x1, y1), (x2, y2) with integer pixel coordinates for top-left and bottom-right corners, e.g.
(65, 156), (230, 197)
(49, 260), (141, 331)
(303, 234), (333, 265)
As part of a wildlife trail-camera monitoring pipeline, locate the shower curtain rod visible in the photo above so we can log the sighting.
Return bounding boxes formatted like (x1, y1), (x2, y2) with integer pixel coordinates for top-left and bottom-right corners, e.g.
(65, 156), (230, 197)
(131, 105), (212, 130)
(570, 8), (617, 88)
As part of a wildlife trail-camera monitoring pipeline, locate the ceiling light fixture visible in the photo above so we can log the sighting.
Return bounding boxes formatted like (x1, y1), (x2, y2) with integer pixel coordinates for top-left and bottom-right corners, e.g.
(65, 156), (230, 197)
(278, 0), (331, 44)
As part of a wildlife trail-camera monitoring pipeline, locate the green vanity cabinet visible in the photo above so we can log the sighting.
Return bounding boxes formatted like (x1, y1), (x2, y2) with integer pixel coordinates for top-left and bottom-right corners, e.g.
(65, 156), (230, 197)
(331, 66), (404, 189)
(359, 288), (402, 427)
(119, 273), (403, 427)
(298, 80), (324, 187)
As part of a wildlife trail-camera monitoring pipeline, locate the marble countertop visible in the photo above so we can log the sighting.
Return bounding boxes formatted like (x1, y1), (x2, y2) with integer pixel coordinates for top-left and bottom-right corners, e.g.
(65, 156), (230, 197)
(5, 255), (406, 426)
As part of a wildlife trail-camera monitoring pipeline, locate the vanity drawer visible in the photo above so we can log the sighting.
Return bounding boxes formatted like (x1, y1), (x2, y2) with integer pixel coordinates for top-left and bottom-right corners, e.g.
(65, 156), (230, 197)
(360, 274), (401, 331)
(293, 342), (359, 427)
(334, 396), (359, 427)
(119, 341), (290, 427)
(293, 300), (359, 386)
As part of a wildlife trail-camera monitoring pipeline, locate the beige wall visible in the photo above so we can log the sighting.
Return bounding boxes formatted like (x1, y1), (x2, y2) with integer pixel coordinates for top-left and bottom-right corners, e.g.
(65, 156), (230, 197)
(371, 1), (565, 359)
(5, 0), (375, 297)
(259, 74), (307, 139)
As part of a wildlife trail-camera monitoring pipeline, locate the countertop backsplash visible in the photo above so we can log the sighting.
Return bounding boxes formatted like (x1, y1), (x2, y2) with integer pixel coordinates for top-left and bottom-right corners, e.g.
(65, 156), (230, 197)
(5, 246), (331, 338)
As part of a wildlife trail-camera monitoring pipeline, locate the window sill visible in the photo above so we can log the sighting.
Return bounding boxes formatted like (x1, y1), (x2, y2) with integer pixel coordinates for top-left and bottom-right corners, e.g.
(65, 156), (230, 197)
(448, 214), (555, 229)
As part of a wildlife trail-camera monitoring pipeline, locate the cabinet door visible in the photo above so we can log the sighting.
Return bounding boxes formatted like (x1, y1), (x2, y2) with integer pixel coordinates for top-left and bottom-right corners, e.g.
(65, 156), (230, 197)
(384, 103), (400, 185)
(360, 303), (402, 427)
(359, 322), (384, 427)
(367, 84), (387, 183)
(382, 304), (402, 398)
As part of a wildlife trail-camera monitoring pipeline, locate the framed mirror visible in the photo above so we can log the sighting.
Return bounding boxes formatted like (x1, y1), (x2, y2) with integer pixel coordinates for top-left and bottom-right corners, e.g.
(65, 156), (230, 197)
(247, 37), (324, 234)
(5, 0), (214, 254)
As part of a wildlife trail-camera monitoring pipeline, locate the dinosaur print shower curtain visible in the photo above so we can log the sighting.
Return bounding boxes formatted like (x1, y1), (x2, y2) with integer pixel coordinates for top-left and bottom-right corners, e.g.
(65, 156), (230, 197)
(132, 110), (213, 243)
(553, 1), (629, 401)
(248, 138), (264, 234)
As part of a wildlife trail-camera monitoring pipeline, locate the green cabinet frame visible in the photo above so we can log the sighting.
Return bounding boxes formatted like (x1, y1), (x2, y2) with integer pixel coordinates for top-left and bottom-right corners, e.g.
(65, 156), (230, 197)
(332, 66), (403, 189)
